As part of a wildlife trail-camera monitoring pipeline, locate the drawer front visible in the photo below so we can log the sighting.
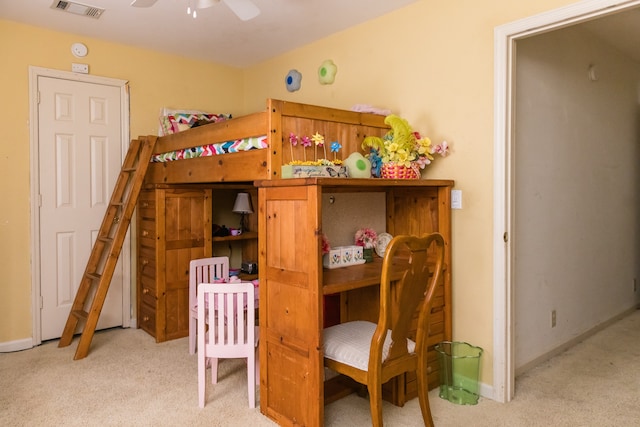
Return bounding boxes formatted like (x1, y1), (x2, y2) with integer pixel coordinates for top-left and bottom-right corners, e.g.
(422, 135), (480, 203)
(138, 246), (156, 273)
(139, 219), (157, 245)
(138, 302), (157, 338)
(138, 192), (156, 217)
(140, 277), (157, 306)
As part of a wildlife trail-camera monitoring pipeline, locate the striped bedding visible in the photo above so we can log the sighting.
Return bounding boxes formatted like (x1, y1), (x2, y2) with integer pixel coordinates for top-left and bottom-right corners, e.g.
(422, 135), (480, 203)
(151, 135), (268, 162)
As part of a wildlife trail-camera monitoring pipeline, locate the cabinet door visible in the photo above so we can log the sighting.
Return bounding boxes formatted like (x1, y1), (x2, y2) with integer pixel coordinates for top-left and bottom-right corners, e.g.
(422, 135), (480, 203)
(258, 185), (323, 426)
(161, 188), (211, 341)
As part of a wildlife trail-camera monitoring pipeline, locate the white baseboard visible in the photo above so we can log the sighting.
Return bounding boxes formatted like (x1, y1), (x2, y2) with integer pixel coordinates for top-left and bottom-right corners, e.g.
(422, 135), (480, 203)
(479, 382), (495, 401)
(0, 337), (34, 353)
(515, 305), (639, 377)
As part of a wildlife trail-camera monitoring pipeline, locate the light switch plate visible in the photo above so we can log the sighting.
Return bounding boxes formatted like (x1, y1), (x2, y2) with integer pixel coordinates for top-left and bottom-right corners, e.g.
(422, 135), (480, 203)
(72, 63), (89, 74)
(451, 189), (462, 209)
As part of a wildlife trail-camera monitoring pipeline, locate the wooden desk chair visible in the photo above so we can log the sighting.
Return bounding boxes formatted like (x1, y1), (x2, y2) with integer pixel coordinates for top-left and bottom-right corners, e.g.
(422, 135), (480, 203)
(198, 282), (259, 408)
(189, 257), (229, 355)
(323, 233), (445, 427)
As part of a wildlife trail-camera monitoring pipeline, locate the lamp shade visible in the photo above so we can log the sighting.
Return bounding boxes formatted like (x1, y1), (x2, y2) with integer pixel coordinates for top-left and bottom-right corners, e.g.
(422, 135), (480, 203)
(232, 192), (254, 214)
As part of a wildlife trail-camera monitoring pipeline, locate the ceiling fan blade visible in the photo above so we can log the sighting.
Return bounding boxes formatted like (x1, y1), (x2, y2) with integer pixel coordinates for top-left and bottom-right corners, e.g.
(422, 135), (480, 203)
(196, 0), (217, 8)
(130, 0), (158, 7)
(223, 0), (260, 21)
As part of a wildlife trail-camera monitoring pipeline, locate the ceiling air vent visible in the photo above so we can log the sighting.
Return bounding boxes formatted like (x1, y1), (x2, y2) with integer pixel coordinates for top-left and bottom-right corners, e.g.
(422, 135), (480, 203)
(51, 1), (104, 19)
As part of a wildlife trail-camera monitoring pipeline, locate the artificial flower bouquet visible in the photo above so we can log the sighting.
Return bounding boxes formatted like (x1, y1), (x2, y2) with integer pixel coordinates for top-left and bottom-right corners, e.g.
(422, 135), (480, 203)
(362, 114), (449, 178)
(354, 228), (378, 249)
(354, 228), (378, 262)
(281, 132), (348, 178)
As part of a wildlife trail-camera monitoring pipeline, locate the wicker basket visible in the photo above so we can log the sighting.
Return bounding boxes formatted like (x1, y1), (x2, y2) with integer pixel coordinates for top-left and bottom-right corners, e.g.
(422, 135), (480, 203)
(380, 162), (421, 179)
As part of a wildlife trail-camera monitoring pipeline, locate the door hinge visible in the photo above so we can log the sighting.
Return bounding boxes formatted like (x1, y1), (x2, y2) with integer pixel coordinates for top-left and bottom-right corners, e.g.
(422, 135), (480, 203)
(40, 295), (44, 309)
(503, 232), (508, 242)
(37, 90), (41, 105)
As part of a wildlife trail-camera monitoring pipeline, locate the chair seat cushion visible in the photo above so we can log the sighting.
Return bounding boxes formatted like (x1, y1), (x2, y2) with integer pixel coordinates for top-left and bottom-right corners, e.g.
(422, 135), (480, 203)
(323, 321), (416, 371)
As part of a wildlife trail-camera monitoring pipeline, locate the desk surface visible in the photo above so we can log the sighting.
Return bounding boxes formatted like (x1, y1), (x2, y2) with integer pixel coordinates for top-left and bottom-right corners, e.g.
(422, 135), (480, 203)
(323, 258), (406, 294)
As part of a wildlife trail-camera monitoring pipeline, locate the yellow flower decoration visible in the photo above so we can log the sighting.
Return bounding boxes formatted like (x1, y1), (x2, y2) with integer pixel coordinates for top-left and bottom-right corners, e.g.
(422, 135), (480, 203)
(311, 132), (324, 146)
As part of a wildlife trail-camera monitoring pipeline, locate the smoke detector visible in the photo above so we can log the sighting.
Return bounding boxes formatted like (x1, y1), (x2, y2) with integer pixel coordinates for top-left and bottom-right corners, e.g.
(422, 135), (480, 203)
(51, 1), (104, 19)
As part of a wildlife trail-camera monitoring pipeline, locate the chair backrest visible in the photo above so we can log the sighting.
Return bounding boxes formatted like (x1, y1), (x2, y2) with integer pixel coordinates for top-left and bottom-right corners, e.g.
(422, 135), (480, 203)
(372, 233), (445, 369)
(189, 257), (229, 310)
(197, 282), (256, 358)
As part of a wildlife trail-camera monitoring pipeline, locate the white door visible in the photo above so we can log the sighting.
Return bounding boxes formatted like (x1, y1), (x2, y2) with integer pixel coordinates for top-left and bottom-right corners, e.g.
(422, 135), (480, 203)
(38, 75), (126, 341)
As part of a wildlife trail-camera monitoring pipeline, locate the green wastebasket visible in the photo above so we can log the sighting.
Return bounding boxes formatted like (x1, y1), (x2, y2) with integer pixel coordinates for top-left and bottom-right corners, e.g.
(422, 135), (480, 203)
(435, 341), (483, 405)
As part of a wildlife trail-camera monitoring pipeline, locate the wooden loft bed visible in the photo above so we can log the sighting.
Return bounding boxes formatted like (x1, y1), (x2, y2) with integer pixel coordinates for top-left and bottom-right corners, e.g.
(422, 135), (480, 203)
(135, 99), (454, 420)
(143, 98), (390, 185)
(137, 99), (391, 343)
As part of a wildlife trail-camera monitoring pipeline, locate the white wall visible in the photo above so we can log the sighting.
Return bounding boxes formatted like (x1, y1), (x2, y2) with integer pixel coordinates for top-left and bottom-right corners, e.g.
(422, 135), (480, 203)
(514, 25), (640, 370)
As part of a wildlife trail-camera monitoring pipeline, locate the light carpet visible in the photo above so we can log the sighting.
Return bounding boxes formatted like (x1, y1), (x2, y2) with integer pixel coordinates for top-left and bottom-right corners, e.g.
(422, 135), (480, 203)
(1, 310), (639, 426)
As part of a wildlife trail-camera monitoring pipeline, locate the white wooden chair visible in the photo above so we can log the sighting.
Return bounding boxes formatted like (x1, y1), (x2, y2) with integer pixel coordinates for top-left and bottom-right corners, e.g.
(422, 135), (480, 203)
(189, 257), (229, 355)
(323, 233), (445, 427)
(197, 282), (259, 408)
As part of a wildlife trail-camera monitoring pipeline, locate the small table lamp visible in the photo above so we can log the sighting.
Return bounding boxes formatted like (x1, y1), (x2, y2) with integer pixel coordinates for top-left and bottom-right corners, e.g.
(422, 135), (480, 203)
(232, 192), (254, 232)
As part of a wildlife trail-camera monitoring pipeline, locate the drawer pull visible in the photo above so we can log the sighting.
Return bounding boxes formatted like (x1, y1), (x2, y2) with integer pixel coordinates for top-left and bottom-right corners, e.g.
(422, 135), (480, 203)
(142, 259), (149, 266)
(141, 202), (149, 208)
(143, 288), (150, 294)
(142, 230), (149, 237)
(143, 316), (149, 322)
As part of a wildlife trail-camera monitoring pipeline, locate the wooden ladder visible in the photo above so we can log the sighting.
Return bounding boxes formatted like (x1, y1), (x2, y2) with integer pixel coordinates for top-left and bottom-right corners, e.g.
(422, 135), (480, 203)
(58, 135), (157, 360)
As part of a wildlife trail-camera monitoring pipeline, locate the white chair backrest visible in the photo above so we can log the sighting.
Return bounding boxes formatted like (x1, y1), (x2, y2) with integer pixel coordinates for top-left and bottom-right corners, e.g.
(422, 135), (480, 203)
(197, 282), (256, 358)
(189, 257), (229, 308)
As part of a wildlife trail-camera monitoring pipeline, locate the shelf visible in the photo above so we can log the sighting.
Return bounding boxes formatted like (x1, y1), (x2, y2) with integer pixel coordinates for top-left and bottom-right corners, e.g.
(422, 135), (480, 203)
(239, 273), (258, 281)
(212, 231), (258, 242)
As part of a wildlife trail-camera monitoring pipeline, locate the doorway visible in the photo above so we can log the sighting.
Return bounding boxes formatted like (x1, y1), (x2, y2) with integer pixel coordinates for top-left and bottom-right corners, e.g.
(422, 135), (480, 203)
(29, 67), (131, 344)
(493, 0), (640, 403)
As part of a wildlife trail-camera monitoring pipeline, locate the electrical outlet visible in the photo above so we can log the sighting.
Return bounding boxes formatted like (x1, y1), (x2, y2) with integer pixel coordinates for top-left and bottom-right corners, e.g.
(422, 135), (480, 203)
(551, 310), (557, 328)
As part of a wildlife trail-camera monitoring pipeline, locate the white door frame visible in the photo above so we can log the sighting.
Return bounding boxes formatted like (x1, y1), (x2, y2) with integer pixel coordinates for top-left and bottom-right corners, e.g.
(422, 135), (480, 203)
(29, 66), (131, 346)
(493, 0), (640, 403)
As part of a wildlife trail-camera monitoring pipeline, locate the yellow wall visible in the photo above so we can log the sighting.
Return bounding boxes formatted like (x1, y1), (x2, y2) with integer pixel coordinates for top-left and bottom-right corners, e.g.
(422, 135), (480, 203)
(0, 19), (245, 342)
(1, 0), (577, 388)
(242, 0), (576, 385)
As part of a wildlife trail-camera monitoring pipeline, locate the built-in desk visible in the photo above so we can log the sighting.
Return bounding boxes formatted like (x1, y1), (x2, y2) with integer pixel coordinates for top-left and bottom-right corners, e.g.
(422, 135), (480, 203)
(255, 178), (453, 427)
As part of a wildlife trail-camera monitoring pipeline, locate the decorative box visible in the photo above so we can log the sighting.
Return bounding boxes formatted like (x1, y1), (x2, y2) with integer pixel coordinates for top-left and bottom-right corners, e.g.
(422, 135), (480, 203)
(323, 245), (366, 269)
(281, 165), (348, 179)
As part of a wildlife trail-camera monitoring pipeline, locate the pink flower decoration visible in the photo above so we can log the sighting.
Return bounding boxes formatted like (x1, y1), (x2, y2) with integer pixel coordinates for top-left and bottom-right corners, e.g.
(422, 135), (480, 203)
(433, 141), (450, 157)
(354, 228), (378, 249)
(289, 133), (299, 146)
(301, 136), (312, 148)
(321, 233), (330, 255)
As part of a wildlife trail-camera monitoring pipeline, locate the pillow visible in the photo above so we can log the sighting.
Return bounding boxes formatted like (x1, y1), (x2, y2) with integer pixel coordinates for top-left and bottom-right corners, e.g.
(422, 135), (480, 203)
(159, 111), (232, 136)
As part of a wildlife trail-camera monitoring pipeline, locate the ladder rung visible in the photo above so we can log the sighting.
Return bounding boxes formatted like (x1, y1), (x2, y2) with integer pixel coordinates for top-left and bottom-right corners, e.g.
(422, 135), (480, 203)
(112, 202), (125, 207)
(122, 167), (137, 172)
(97, 237), (113, 244)
(72, 310), (89, 321)
(86, 272), (102, 281)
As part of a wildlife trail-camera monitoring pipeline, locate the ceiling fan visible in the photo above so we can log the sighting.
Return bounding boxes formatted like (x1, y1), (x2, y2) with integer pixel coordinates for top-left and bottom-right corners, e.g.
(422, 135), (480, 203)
(130, 0), (261, 21)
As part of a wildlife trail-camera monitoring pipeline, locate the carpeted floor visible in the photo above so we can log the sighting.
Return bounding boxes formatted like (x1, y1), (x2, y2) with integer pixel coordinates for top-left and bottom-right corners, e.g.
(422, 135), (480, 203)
(1, 310), (639, 426)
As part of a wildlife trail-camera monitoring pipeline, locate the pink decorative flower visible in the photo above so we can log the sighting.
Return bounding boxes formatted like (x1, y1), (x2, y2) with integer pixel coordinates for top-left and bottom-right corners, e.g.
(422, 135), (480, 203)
(432, 141), (449, 157)
(354, 228), (378, 249)
(321, 233), (331, 255)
